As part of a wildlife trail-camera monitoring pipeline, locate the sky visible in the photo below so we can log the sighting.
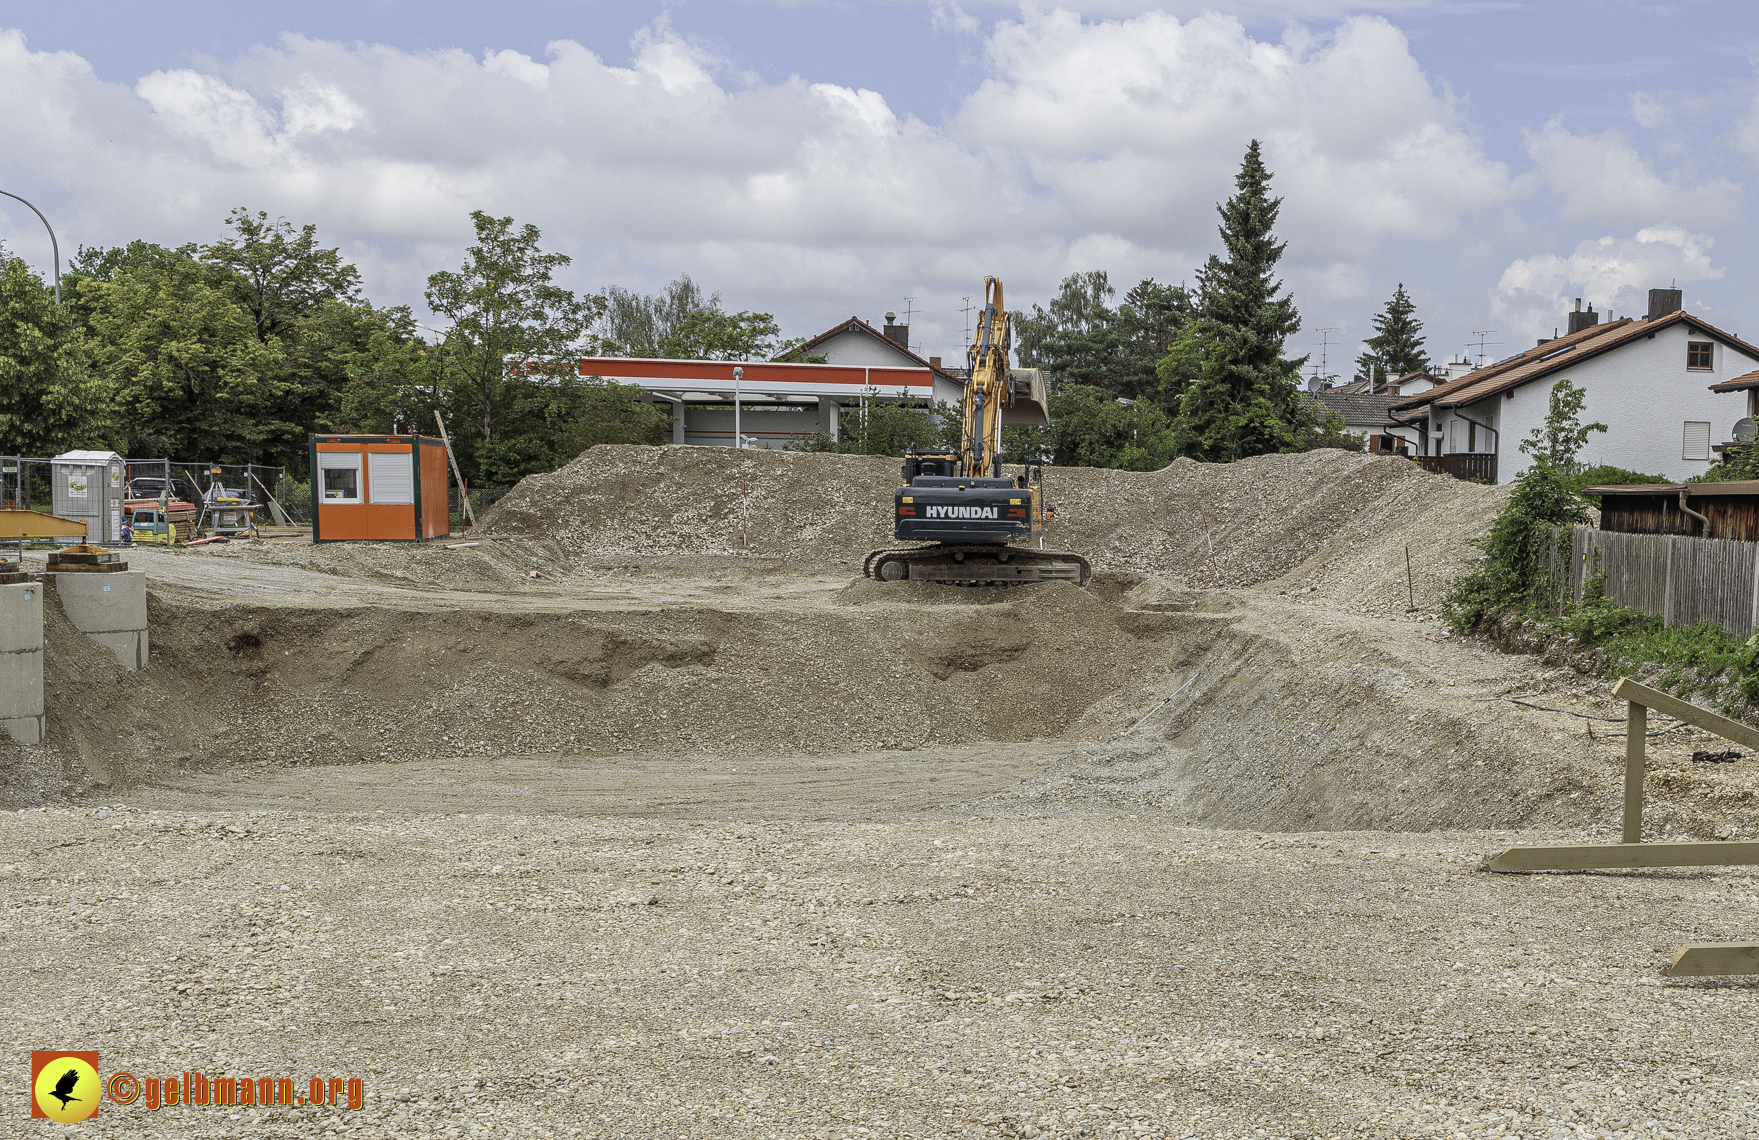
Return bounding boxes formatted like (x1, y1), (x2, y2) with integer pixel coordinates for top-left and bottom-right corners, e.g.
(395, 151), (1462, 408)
(1, 0), (1756, 379)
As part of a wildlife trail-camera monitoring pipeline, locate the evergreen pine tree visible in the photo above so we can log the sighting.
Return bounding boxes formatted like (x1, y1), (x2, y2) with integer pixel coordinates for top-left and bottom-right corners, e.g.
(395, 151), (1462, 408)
(1172, 141), (1307, 461)
(1354, 283), (1429, 388)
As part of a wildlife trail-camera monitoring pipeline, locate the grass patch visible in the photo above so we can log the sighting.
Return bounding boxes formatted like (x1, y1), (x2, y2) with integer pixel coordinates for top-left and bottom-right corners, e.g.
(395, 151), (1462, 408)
(1554, 592), (1748, 691)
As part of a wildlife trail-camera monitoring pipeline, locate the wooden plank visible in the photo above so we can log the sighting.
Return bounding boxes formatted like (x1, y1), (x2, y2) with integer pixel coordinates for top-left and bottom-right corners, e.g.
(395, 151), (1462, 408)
(1665, 943), (1759, 977)
(434, 412), (476, 530)
(1485, 841), (1759, 873)
(1610, 676), (1759, 750)
(1623, 702), (1646, 843)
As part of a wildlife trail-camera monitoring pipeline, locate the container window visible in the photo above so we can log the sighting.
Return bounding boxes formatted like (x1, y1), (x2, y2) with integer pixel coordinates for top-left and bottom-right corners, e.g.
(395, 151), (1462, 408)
(368, 452), (415, 505)
(317, 454), (362, 503)
(1683, 421), (1712, 461)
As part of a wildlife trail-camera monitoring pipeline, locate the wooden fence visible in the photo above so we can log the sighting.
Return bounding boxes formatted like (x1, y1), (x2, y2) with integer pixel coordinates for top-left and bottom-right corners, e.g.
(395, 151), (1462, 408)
(1419, 454), (1498, 483)
(1567, 526), (1759, 637)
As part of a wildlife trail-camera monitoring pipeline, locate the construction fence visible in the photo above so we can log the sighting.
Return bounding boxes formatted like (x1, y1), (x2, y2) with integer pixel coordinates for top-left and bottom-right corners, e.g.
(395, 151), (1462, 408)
(1566, 526), (1759, 639)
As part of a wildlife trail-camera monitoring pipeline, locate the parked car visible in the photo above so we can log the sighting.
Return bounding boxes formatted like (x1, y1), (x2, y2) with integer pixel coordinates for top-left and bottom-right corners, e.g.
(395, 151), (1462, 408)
(127, 475), (199, 502)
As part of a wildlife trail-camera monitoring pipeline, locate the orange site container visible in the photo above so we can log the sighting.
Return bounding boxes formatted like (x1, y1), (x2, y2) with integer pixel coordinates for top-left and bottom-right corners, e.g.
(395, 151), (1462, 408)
(309, 434), (451, 543)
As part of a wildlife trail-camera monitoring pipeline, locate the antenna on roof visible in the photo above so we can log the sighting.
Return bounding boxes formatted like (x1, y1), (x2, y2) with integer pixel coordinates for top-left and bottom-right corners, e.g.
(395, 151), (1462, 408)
(902, 297), (916, 327)
(959, 296), (975, 345)
(1469, 329), (1502, 368)
(1312, 328), (1338, 388)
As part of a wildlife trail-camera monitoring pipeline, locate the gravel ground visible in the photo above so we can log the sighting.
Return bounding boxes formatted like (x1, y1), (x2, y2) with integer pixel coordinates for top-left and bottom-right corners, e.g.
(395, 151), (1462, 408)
(7, 447), (1755, 1138)
(5, 804), (1756, 1140)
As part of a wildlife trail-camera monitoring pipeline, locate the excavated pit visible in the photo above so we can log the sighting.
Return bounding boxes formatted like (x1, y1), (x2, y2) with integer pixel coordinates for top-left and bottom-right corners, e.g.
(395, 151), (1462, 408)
(3, 444), (1744, 837)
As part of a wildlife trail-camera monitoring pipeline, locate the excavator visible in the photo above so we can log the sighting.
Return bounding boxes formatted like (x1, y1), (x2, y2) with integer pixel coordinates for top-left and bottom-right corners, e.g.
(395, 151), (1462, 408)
(862, 276), (1091, 586)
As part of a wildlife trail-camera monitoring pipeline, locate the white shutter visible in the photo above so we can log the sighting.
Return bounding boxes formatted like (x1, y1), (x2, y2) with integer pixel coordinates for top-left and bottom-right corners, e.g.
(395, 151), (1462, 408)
(316, 453), (362, 502)
(368, 452), (415, 504)
(1683, 421), (1712, 461)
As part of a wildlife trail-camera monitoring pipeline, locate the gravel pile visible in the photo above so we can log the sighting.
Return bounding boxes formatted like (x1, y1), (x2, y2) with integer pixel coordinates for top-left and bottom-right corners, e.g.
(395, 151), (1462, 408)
(480, 445), (1507, 615)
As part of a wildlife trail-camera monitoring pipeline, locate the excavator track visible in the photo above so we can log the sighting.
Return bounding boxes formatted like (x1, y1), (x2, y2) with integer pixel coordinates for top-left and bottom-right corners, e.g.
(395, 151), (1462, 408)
(863, 543), (1091, 587)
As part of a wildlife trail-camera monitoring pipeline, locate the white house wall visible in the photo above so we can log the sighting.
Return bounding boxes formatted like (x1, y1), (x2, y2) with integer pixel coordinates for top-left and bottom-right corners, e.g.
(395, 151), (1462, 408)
(816, 329), (921, 369)
(1492, 323), (1758, 483)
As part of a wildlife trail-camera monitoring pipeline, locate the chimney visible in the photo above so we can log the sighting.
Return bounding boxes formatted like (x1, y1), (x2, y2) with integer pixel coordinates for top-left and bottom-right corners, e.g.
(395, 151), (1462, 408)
(882, 312), (909, 351)
(1567, 298), (1599, 335)
(1648, 287), (1683, 321)
(929, 356), (941, 369)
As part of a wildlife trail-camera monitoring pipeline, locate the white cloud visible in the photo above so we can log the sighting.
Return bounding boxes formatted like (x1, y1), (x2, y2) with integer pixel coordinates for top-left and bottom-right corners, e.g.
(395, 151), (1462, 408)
(1525, 117), (1742, 228)
(0, 15), (1517, 356)
(1493, 226), (1725, 342)
(959, 10), (1511, 259)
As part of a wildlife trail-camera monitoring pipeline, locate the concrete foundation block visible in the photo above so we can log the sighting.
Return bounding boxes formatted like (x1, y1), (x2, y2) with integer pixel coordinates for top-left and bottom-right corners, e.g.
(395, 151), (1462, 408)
(0, 581), (44, 744)
(54, 570), (148, 670)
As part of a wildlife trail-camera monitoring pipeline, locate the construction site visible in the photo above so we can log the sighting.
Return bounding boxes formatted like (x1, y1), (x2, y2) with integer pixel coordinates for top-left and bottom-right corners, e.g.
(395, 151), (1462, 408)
(6, 443), (1759, 1140)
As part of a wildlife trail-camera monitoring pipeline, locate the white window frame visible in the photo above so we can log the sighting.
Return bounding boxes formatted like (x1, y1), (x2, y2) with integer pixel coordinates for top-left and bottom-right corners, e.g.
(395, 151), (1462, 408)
(367, 451), (415, 505)
(1683, 421), (1712, 461)
(317, 452), (363, 504)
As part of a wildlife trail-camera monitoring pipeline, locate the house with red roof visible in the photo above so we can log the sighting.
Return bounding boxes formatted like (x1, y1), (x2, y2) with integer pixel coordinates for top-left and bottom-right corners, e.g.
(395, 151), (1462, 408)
(1389, 290), (1759, 484)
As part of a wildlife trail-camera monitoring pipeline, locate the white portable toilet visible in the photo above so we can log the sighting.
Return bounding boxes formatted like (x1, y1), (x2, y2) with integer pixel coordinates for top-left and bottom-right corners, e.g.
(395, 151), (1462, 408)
(50, 450), (125, 543)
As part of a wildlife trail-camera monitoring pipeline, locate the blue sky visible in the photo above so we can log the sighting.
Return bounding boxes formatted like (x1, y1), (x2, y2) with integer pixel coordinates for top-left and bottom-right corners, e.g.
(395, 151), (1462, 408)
(2, 1), (1756, 379)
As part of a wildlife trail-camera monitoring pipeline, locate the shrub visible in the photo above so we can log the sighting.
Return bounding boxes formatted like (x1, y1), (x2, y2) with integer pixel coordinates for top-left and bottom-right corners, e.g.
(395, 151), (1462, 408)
(1443, 461), (1586, 631)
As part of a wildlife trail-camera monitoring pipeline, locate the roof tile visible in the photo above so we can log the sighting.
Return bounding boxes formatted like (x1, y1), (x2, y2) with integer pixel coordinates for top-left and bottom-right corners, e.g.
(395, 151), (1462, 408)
(1391, 311), (1759, 412)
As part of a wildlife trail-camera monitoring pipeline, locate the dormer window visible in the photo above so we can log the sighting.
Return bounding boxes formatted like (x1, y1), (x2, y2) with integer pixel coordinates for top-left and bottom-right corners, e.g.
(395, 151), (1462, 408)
(1688, 341), (1714, 370)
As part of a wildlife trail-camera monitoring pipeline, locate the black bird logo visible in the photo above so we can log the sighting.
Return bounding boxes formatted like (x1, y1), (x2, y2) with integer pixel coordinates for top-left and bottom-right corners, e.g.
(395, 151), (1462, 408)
(48, 1067), (82, 1110)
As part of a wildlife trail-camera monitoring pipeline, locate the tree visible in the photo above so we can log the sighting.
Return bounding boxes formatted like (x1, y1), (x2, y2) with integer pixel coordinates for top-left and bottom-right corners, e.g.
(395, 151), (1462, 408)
(425, 211), (603, 475)
(1014, 270), (1117, 386)
(1116, 278), (1191, 403)
(596, 275), (717, 357)
(201, 209), (363, 342)
(0, 257), (113, 456)
(1354, 283), (1429, 388)
(1518, 378), (1606, 475)
(1047, 385), (1180, 470)
(330, 307), (440, 435)
(72, 222), (404, 468)
(1012, 272), (1191, 402)
(659, 309), (792, 361)
(80, 247), (287, 462)
(1172, 141), (1307, 461)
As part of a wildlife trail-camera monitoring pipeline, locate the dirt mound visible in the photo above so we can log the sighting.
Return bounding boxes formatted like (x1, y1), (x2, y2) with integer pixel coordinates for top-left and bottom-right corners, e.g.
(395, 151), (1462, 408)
(481, 445), (1505, 615)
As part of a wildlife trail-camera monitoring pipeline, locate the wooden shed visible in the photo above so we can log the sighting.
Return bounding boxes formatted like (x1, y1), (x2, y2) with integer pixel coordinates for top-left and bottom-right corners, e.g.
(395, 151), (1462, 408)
(309, 435), (451, 543)
(1586, 481), (1759, 542)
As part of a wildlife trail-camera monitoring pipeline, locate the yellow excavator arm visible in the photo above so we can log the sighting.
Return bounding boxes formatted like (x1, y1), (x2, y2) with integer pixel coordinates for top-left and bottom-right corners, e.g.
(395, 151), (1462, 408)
(961, 276), (1012, 479)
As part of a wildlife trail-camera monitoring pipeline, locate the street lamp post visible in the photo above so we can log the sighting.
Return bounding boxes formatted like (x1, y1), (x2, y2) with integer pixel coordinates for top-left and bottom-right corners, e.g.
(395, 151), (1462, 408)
(0, 191), (60, 304)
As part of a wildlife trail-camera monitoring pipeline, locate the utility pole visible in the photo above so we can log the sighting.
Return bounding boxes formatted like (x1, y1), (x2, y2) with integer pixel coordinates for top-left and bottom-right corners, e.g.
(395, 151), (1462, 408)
(0, 191), (60, 304)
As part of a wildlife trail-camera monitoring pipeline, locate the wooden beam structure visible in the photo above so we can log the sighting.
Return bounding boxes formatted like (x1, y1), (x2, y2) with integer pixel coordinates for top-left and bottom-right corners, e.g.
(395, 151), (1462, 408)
(1486, 841), (1759, 872)
(1664, 943), (1759, 977)
(1489, 676), (1759, 873)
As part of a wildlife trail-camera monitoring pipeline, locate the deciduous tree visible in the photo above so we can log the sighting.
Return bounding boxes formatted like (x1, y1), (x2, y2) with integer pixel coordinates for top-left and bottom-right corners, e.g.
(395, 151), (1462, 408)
(0, 257), (113, 456)
(425, 211), (603, 478)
